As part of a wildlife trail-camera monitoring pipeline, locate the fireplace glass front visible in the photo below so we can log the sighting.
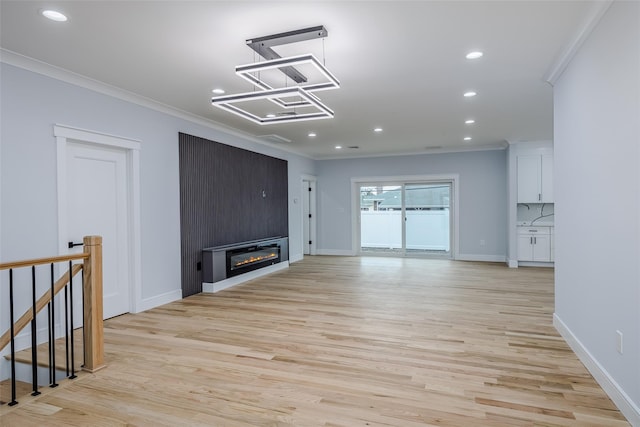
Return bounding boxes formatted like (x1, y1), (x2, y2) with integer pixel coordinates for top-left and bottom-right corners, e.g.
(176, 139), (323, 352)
(226, 244), (280, 277)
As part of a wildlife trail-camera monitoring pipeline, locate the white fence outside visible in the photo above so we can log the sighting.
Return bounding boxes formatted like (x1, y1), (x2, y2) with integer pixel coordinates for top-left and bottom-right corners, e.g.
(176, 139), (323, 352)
(361, 210), (450, 251)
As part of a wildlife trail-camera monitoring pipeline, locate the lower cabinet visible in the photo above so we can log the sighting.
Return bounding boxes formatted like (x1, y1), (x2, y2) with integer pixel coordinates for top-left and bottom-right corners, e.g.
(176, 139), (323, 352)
(517, 227), (552, 262)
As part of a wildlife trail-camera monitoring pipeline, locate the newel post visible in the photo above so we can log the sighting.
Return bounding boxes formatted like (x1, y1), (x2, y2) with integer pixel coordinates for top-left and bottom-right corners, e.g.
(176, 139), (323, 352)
(82, 235), (106, 372)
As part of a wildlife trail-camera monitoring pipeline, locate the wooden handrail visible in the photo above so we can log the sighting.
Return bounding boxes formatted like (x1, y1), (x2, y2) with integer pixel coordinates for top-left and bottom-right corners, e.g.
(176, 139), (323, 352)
(1, 235), (105, 374)
(0, 264), (83, 351)
(0, 253), (89, 270)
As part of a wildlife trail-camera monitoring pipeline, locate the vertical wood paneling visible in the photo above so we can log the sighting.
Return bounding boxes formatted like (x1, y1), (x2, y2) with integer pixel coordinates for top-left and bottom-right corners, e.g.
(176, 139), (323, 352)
(178, 133), (288, 297)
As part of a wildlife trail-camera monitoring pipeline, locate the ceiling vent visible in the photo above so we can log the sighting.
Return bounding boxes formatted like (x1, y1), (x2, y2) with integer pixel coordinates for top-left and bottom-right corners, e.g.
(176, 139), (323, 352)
(257, 134), (292, 144)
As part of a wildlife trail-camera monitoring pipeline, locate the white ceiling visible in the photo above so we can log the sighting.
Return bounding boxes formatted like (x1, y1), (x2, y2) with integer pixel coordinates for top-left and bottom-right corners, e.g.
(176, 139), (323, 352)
(0, 1), (602, 159)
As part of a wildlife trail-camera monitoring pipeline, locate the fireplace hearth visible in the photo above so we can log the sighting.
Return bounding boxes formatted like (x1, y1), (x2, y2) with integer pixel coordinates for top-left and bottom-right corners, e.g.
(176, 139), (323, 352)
(202, 237), (288, 284)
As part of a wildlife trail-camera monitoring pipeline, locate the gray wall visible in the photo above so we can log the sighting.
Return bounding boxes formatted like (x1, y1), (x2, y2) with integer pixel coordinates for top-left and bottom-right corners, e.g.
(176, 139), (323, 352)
(554, 0), (639, 419)
(315, 149), (507, 259)
(178, 133), (289, 297)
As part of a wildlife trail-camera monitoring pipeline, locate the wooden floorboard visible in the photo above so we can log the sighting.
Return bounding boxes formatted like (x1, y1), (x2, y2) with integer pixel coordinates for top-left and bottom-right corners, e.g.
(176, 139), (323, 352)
(0, 256), (630, 426)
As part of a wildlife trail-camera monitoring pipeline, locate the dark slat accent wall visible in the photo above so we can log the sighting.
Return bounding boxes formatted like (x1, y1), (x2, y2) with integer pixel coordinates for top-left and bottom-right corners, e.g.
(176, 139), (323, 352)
(178, 133), (288, 297)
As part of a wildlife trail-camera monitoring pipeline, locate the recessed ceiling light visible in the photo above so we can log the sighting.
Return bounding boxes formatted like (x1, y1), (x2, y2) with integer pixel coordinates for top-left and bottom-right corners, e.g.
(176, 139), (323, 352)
(465, 119), (475, 124)
(466, 51), (483, 59)
(308, 132), (317, 137)
(211, 88), (225, 95)
(464, 137), (472, 141)
(463, 91), (477, 97)
(374, 127), (383, 132)
(335, 145), (342, 149)
(41, 10), (68, 22)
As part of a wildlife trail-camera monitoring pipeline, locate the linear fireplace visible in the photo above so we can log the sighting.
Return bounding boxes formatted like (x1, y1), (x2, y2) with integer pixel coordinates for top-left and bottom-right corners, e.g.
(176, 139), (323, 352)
(227, 243), (280, 277)
(202, 237), (288, 285)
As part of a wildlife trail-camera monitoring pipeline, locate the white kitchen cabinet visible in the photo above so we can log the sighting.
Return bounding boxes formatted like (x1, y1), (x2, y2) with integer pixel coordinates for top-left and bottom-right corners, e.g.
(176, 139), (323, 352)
(517, 155), (553, 203)
(517, 227), (552, 262)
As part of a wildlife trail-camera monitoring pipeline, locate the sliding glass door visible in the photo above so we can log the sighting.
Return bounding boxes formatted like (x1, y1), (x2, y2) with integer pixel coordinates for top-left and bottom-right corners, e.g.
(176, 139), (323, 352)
(359, 181), (452, 257)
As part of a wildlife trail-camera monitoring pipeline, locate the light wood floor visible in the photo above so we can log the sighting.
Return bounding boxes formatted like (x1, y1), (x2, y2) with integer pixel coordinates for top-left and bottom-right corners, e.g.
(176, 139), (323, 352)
(0, 256), (630, 426)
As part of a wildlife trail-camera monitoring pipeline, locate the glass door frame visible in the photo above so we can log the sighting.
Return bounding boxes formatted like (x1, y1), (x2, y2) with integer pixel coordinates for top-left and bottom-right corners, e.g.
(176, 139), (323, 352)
(351, 174), (459, 259)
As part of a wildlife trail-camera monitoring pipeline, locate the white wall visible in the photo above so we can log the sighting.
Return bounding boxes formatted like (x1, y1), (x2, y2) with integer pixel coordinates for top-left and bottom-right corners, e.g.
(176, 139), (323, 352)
(315, 149), (507, 260)
(0, 61), (315, 361)
(553, 1), (640, 423)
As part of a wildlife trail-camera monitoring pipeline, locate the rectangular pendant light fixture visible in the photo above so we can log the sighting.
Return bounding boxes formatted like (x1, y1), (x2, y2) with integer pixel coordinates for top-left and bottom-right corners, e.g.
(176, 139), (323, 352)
(236, 53), (340, 93)
(211, 26), (339, 125)
(211, 86), (334, 125)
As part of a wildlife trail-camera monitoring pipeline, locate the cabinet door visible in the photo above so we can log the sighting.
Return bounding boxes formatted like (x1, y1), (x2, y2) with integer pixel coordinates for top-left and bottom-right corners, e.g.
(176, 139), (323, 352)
(541, 155), (554, 203)
(517, 155), (540, 203)
(532, 234), (551, 262)
(517, 235), (533, 261)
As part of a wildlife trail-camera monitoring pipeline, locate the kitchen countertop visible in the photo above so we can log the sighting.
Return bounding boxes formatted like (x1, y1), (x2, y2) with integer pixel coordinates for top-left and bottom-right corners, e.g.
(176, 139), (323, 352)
(517, 221), (554, 227)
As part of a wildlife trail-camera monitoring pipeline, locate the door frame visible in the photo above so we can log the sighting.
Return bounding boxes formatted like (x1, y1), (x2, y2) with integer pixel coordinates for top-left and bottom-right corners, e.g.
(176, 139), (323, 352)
(54, 124), (143, 313)
(301, 174), (317, 256)
(351, 174), (460, 259)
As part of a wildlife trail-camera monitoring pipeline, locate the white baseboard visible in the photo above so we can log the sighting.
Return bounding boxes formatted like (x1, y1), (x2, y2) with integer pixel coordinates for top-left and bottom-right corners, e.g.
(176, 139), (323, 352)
(202, 261), (289, 293)
(289, 253), (304, 263)
(518, 261), (554, 268)
(456, 253), (506, 263)
(554, 314), (640, 426)
(137, 289), (182, 313)
(316, 249), (356, 256)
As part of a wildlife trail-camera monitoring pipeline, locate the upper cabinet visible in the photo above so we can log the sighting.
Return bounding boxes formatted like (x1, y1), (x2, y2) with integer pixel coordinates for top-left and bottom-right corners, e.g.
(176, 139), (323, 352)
(517, 154), (553, 203)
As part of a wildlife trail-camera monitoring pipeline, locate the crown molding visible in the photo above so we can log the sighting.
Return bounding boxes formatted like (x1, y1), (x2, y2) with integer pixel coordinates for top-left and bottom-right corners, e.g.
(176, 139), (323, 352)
(0, 48), (312, 160)
(543, 0), (614, 85)
(315, 141), (508, 161)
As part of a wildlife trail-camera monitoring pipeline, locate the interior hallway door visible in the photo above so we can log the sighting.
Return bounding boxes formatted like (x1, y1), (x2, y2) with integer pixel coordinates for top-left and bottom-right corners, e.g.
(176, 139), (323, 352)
(66, 141), (131, 321)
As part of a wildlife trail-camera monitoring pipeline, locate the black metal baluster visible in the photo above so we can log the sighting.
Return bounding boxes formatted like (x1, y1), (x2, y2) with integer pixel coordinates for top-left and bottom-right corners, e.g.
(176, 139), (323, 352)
(64, 275), (69, 377)
(50, 264), (58, 388)
(8, 269), (18, 406)
(68, 261), (76, 379)
(31, 266), (41, 396)
(48, 264), (53, 386)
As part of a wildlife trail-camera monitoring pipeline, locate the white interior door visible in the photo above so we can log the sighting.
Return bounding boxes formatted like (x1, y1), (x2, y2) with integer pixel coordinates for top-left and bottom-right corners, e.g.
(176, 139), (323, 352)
(303, 180), (311, 255)
(66, 141), (131, 320)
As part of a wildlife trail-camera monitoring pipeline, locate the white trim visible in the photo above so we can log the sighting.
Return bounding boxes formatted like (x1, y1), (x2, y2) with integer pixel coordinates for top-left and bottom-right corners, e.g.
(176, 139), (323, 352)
(316, 142), (507, 161)
(554, 314), (640, 426)
(54, 124), (144, 315)
(53, 124), (141, 150)
(456, 254), (507, 263)
(518, 261), (554, 268)
(289, 253), (304, 263)
(316, 249), (357, 256)
(350, 174), (460, 260)
(137, 289), (183, 312)
(543, 1), (614, 85)
(1, 49), (312, 160)
(202, 261), (289, 293)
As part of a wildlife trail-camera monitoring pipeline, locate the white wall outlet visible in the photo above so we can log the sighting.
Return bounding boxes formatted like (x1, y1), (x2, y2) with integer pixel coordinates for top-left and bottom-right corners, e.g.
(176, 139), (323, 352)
(480, 239), (486, 246)
(616, 330), (623, 354)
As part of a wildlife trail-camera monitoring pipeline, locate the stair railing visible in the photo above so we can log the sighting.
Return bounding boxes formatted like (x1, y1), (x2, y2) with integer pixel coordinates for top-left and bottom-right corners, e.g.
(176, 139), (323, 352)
(0, 235), (105, 406)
